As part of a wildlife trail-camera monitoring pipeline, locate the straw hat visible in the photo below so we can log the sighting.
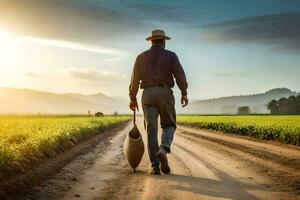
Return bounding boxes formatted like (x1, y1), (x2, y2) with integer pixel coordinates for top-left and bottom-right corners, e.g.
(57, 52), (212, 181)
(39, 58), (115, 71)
(146, 29), (171, 41)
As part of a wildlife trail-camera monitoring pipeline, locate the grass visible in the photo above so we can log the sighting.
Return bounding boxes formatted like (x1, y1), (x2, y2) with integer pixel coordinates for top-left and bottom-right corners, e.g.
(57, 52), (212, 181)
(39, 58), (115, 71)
(177, 115), (300, 145)
(0, 115), (130, 174)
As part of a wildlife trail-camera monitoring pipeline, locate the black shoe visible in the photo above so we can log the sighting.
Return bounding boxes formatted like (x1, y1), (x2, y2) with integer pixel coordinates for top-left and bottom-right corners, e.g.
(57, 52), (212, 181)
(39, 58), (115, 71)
(151, 167), (161, 175)
(156, 147), (170, 174)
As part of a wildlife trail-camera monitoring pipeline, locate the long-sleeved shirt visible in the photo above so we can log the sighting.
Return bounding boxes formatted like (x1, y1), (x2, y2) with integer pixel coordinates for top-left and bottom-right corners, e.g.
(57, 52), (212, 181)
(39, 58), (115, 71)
(129, 45), (188, 101)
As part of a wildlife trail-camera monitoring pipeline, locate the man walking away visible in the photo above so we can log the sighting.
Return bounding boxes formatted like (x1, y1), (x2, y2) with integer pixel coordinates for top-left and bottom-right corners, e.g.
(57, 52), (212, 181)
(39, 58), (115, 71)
(129, 29), (188, 175)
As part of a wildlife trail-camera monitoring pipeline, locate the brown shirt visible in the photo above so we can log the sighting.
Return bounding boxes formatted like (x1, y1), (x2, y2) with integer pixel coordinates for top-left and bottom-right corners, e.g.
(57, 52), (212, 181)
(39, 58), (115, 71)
(129, 45), (188, 101)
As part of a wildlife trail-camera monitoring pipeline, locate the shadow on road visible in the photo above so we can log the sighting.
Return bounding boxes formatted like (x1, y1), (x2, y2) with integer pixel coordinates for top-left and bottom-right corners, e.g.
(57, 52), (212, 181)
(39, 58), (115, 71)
(157, 173), (271, 200)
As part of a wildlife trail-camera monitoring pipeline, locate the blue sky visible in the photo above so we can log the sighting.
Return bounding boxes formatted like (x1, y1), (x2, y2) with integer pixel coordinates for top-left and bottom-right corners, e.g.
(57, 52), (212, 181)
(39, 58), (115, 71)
(0, 0), (299, 99)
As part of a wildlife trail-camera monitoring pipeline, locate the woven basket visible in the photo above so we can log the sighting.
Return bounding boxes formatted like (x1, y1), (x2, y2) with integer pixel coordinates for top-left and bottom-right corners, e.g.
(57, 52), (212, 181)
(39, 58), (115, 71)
(123, 111), (144, 171)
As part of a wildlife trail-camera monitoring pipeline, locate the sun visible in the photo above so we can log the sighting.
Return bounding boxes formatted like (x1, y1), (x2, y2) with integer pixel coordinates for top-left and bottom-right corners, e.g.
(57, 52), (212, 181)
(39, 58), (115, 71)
(0, 28), (19, 55)
(0, 28), (18, 52)
(0, 28), (22, 75)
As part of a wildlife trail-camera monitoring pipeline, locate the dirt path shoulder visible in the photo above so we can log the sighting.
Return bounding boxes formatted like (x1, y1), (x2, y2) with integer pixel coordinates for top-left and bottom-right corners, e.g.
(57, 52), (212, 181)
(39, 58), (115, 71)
(0, 122), (128, 200)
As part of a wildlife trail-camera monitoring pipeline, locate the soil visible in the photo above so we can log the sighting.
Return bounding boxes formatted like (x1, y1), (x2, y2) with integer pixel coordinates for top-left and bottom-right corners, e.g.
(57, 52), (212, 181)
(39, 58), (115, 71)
(2, 118), (299, 200)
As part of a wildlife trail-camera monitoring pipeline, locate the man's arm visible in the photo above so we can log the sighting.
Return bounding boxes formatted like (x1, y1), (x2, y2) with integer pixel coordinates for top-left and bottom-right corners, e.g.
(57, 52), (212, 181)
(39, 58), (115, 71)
(172, 53), (188, 95)
(172, 53), (189, 107)
(129, 56), (141, 110)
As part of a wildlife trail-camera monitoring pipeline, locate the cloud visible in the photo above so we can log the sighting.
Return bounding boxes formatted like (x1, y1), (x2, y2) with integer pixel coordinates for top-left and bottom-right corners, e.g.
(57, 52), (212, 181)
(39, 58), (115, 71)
(2, 0), (300, 50)
(65, 68), (127, 84)
(25, 72), (53, 78)
(202, 13), (300, 53)
(20, 36), (127, 56)
(0, 0), (149, 48)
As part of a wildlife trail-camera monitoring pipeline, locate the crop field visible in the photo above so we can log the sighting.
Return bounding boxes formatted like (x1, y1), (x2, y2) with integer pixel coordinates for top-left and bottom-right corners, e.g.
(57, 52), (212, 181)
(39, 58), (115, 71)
(177, 115), (300, 145)
(0, 115), (130, 174)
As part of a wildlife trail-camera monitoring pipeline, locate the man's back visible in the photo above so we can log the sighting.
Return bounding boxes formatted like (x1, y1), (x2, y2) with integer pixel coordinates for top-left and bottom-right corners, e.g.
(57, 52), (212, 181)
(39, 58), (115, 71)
(129, 45), (187, 102)
(137, 45), (175, 88)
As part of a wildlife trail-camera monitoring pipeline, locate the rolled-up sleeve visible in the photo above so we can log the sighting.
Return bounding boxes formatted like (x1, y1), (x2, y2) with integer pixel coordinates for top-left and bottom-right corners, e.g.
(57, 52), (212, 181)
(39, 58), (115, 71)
(172, 53), (188, 96)
(129, 56), (141, 101)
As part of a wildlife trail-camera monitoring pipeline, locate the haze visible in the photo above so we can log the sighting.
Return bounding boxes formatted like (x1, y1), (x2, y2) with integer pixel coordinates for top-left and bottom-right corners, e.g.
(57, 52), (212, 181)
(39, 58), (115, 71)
(0, 0), (300, 100)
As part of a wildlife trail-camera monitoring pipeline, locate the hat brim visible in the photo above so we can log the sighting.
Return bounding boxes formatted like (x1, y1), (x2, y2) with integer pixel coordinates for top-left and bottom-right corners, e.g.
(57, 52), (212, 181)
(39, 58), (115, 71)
(146, 35), (171, 41)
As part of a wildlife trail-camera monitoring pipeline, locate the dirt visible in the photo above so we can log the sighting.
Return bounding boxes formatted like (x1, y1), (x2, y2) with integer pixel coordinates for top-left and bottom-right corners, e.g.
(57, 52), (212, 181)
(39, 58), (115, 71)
(3, 117), (299, 200)
(0, 123), (127, 200)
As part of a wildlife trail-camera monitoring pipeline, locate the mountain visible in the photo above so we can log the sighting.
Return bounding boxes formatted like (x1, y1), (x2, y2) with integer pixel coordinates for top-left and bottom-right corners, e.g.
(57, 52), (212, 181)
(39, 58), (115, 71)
(184, 88), (299, 114)
(0, 87), (128, 115)
(0, 87), (298, 115)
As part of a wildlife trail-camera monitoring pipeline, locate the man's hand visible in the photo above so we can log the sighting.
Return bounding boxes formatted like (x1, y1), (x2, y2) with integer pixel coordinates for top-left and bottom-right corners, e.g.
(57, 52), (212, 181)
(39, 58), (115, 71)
(181, 95), (189, 107)
(129, 100), (139, 111)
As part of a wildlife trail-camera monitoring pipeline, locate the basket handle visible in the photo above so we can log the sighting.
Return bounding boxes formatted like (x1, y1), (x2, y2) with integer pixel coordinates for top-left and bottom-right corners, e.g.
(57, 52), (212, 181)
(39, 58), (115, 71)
(133, 109), (136, 125)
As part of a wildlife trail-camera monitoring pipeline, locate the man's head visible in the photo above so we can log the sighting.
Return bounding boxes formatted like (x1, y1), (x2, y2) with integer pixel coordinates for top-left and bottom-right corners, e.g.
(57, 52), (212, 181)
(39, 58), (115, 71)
(146, 29), (170, 49)
(151, 39), (165, 48)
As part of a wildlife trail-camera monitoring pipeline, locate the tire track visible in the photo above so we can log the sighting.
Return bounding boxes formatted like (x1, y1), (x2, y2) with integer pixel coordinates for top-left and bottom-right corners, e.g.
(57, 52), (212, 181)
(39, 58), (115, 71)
(178, 128), (300, 171)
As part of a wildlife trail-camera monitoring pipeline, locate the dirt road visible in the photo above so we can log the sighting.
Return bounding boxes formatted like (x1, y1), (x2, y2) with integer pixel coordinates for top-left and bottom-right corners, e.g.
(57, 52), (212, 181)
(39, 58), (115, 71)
(22, 118), (300, 200)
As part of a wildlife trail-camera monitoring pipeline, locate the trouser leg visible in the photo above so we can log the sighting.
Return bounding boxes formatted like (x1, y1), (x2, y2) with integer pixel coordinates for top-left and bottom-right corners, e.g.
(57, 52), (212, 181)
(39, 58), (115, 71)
(161, 126), (176, 153)
(158, 89), (176, 153)
(142, 104), (159, 168)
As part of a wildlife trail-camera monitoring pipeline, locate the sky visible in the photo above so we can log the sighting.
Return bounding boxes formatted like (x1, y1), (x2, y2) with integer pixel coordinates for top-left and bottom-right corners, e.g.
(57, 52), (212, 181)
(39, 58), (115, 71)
(0, 0), (299, 100)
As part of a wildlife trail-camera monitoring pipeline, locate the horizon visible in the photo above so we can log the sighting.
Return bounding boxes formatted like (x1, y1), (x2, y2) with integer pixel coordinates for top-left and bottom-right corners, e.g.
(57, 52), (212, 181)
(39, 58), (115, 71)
(0, 1), (300, 100)
(1, 86), (298, 101)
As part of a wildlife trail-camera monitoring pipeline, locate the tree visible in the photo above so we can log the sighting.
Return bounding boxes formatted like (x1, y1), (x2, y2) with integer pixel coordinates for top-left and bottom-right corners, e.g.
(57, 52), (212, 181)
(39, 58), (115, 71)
(278, 97), (289, 114)
(237, 106), (250, 115)
(296, 95), (300, 114)
(267, 95), (300, 115)
(95, 112), (104, 117)
(288, 95), (299, 114)
(267, 99), (279, 114)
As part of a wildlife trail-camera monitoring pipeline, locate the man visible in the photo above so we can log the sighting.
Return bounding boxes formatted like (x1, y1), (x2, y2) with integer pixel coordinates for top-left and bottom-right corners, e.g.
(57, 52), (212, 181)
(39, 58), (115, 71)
(129, 29), (188, 175)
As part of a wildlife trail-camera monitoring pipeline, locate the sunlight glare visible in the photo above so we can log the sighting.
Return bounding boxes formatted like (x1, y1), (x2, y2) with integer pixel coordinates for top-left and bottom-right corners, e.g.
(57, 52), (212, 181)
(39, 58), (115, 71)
(0, 28), (21, 74)
(0, 29), (18, 52)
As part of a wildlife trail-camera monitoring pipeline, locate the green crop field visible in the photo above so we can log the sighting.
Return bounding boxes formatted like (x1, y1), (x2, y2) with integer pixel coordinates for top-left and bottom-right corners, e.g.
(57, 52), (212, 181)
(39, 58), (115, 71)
(0, 116), (130, 174)
(177, 115), (300, 145)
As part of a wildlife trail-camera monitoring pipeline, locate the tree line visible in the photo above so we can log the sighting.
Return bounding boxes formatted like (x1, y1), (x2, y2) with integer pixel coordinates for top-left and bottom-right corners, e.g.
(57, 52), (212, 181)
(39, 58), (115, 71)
(267, 95), (300, 114)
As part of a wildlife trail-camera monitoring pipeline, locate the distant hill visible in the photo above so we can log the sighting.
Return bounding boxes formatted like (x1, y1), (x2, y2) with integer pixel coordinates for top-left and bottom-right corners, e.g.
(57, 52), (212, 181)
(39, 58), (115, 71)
(184, 88), (299, 114)
(1, 87), (298, 115)
(0, 88), (128, 115)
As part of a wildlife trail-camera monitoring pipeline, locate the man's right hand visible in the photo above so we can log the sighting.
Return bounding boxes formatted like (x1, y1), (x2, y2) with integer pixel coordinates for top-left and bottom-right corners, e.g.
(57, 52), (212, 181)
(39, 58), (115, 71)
(129, 100), (139, 111)
(181, 95), (189, 107)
